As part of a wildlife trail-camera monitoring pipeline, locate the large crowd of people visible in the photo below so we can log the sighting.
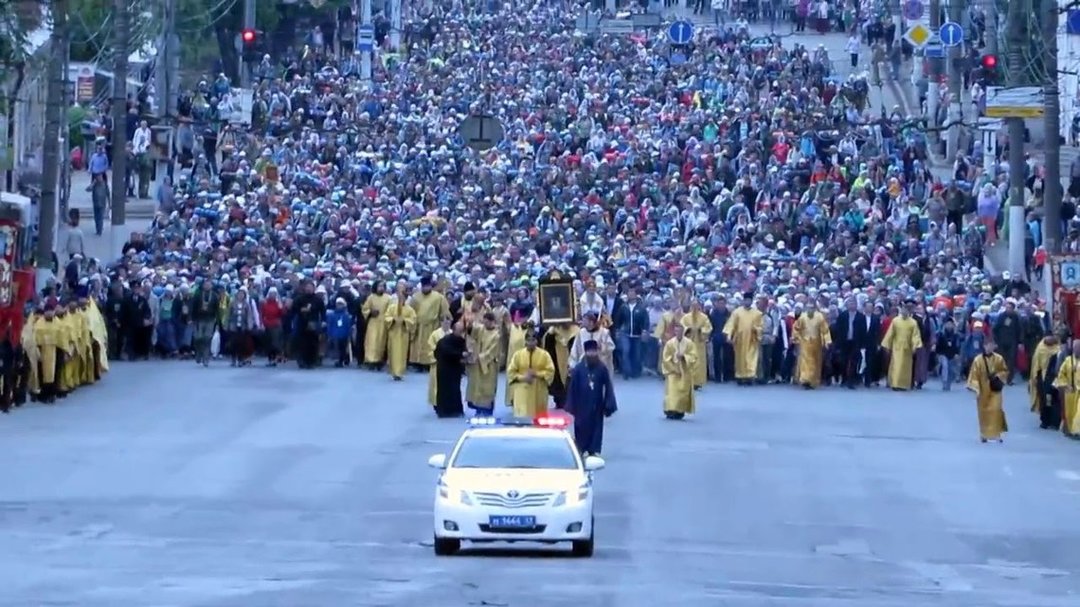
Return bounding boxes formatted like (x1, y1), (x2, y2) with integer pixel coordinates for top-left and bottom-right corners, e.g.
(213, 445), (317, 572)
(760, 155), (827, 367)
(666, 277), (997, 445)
(41, 1), (1080, 442)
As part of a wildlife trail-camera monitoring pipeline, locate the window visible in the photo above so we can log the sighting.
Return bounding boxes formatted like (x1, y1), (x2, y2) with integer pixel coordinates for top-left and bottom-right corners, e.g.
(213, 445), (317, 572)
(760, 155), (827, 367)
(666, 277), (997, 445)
(451, 435), (579, 470)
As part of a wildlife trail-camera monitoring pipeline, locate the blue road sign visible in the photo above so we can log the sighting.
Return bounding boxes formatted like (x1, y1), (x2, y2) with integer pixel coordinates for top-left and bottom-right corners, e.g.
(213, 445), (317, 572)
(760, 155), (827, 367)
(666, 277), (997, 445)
(939, 21), (963, 46)
(358, 24), (375, 52)
(924, 42), (944, 58)
(670, 52), (687, 66)
(667, 20), (694, 45)
(1068, 9), (1080, 35)
(903, 0), (923, 21)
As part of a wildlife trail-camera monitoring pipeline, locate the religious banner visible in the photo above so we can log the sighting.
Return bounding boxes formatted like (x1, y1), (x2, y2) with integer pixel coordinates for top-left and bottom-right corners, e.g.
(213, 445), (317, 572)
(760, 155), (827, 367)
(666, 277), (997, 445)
(1050, 255), (1080, 337)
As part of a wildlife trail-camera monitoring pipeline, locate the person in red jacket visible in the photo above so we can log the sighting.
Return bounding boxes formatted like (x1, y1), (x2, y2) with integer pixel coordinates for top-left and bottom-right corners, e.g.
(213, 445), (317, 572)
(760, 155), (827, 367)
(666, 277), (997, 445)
(260, 288), (286, 366)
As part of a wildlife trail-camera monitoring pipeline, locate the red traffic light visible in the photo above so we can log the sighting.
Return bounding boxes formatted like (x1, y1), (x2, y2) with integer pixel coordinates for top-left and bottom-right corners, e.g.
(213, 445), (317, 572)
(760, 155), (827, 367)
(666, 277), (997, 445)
(241, 28), (256, 44)
(982, 54), (997, 69)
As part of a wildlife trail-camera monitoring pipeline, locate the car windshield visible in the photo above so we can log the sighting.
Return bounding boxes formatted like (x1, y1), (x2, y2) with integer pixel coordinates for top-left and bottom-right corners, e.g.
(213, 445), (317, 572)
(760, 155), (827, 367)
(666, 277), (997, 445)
(451, 435), (579, 470)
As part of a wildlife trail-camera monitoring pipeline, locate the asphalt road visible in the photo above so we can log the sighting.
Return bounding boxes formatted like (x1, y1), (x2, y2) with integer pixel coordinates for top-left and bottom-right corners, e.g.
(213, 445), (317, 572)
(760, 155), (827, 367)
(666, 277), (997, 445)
(0, 362), (1077, 607)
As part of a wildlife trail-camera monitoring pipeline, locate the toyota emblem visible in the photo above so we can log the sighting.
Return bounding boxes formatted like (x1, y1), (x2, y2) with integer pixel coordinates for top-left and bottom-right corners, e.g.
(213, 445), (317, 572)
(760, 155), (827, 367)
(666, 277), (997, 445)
(506, 490), (520, 499)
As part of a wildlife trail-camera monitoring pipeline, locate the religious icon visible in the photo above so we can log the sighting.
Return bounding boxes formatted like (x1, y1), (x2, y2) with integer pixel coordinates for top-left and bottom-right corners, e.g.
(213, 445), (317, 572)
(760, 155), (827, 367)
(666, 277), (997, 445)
(538, 271), (576, 326)
(0, 259), (12, 307)
(0, 226), (13, 258)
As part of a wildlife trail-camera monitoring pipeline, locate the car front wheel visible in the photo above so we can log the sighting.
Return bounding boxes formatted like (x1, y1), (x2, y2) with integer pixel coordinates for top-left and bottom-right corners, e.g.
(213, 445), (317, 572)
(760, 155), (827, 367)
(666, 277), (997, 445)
(571, 535), (594, 557)
(433, 536), (460, 556)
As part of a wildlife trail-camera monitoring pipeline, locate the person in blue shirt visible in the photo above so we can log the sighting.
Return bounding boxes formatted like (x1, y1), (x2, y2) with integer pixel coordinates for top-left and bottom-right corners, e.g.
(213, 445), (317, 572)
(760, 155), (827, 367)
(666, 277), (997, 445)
(87, 143), (110, 184)
(325, 298), (355, 368)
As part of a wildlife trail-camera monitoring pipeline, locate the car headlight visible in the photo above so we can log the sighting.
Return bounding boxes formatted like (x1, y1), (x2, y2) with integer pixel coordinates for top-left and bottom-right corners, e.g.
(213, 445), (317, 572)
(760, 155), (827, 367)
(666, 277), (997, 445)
(437, 480), (472, 505)
(553, 484), (590, 507)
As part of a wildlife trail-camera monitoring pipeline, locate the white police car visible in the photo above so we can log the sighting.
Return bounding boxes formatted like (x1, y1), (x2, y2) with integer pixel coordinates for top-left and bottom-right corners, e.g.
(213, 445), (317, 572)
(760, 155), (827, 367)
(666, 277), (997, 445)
(427, 415), (605, 557)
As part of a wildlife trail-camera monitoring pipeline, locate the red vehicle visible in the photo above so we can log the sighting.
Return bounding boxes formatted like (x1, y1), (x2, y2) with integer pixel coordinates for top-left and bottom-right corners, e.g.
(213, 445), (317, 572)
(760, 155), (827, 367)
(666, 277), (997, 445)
(0, 192), (36, 350)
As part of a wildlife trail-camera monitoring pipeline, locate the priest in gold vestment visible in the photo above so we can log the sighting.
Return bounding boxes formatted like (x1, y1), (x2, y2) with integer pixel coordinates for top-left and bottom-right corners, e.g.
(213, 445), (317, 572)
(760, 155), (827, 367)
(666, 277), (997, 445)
(427, 318), (452, 409)
(680, 301), (712, 389)
(32, 300), (64, 403)
(361, 282), (391, 368)
(967, 340), (1009, 442)
(662, 322), (698, 420)
(409, 277), (450, 370)
(1052, 339), (1080, 437)
(722, 293), (764, 385)
(506, 327), (556, 417)
(881, 301), (923, 391)
(466, 312), (501, 414)
(652, 302), (679, 372)
(793, 302), (832, 389)
(1028, 334), (1061, 423)
(504, 319), (529, 406)
(56, 303), (78, 397)
(384, 287), (416, 380)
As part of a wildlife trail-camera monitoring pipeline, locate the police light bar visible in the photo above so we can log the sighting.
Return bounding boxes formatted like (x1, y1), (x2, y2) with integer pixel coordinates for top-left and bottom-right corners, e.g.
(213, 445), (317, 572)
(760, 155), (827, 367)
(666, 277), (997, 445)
(468, 417), (500, 426)
(534, 415), (570, 429)
(467, 415), (570, 428)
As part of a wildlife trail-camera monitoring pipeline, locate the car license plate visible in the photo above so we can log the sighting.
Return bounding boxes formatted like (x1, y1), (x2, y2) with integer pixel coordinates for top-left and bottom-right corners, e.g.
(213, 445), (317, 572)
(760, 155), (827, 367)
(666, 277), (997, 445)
(489, 515), (536, 528)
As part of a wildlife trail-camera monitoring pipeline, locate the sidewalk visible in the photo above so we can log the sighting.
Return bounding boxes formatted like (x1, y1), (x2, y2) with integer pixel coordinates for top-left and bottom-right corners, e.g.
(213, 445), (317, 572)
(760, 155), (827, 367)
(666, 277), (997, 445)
(61, 170), (153, 263)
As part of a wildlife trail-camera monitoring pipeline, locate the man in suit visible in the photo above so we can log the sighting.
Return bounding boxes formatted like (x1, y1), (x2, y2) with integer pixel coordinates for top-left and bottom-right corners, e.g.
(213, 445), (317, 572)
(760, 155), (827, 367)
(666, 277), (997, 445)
(835, 299), (867, 389)
(861, 301), (883, 386)
(708, 295), (732, 382)
(613, 287), (649, 379)
(603, 282), (625, 370)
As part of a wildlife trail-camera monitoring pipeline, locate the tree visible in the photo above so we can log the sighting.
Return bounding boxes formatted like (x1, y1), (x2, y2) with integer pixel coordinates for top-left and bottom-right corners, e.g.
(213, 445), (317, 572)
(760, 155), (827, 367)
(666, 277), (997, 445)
(67, 0), (110, 63)
(0, 0), (46, 81)
(0, 0), (48, 179)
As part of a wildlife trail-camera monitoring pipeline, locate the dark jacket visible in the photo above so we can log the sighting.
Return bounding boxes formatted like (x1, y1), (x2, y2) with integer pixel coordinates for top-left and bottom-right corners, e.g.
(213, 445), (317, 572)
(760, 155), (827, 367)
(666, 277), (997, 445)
(614, 301), (650, 337)
(934, 329), (961, 358)
(863, 313), (883, 350)
(709, 308), (731, 343)
(835, 310), (868, 348)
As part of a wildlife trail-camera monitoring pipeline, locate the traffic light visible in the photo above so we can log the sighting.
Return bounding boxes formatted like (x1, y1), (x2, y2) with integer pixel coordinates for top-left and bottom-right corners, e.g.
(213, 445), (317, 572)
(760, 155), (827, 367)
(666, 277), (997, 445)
(980, 54), (998, 85)
(240, 28), (263, 62)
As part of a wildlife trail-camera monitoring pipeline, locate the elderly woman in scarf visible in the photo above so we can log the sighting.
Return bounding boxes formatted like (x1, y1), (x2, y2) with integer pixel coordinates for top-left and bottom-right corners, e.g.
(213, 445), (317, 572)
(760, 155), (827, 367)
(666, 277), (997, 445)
(976, 183), (1002, 246)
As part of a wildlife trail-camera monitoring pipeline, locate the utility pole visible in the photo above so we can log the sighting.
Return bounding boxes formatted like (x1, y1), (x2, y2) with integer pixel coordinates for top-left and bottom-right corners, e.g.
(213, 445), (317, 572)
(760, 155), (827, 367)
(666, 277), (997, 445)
(889, 0), (902, 45)
(109, 0), (130, 256)
(389, 0), (402, 51)
(240, 0), (256, 87)
(160, 0), (180, 118)
(985, 0), (998, 56)
(360, 0), (372, 83)
(57, 22), (72, 222)
(945, 0), (963, 160)
(156, 0), (180, 183)
(927, 0), (943, 132)
(36, 0), (67, 284)
(1005, 0), (1028, 276)
(1043, 0), (1062, 254)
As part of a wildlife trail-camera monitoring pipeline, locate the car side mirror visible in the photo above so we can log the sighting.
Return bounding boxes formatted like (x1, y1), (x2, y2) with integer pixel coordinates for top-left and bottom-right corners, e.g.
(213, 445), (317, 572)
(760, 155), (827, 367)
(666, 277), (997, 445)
(583, 455), (605, 471)
(427, 453), (447, 469)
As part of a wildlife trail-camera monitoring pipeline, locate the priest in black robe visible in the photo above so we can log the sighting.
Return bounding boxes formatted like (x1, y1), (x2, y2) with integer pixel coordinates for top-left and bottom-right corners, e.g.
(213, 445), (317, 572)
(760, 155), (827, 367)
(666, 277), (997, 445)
(292, 280), (326, 369)
(565, 340), (618, 456)
(433, 321), (469, 418)
(1039, 335), (1068, 430)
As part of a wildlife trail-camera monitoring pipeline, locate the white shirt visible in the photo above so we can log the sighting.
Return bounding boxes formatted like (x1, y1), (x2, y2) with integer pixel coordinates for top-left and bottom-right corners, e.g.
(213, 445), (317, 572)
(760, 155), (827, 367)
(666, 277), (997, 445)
(581, 292), (604, 317)
(133, 126), (152, 154)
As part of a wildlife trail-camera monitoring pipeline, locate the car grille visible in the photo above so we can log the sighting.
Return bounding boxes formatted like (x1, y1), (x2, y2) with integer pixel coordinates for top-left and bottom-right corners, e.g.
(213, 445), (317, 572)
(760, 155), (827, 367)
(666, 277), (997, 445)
(472, 492), (554, 508)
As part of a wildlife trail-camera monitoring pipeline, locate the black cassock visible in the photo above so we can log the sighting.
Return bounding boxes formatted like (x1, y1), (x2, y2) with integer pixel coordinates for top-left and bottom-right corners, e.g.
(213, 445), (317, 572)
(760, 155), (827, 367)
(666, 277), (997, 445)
(1039, 351), (1066, 429)
(564, 361), (618, 455)
(542, 328), (575, 408)
(434, 333), (468, 418)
